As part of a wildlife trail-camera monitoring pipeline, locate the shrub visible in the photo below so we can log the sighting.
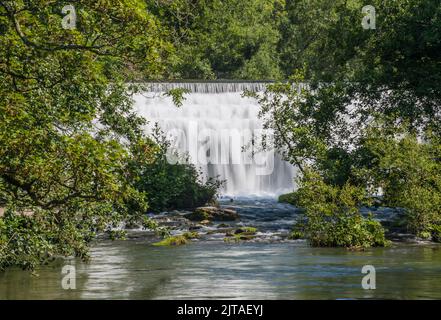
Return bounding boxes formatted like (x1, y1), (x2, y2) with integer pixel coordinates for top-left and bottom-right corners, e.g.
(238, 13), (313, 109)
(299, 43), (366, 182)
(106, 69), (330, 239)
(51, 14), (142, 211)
(131, 127), (223, 213)
(296, 170), (388, 248)
(278, 192), (300, 206)
(362, 127), (441, 236)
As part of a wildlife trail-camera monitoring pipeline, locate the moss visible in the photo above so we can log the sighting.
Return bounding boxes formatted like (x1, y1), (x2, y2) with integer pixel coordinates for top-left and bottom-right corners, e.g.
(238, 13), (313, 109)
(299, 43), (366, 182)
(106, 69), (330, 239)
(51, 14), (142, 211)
(153, 235), (188, 246)
(152, 231), (200, 246)
(224, 234), (256, 243)
(234, 227), (257, 235)
(182, 231), (200, 239)
(184, 210), (210, 221)
(419, 231), (432, 240)
(224, 227), (258, 242)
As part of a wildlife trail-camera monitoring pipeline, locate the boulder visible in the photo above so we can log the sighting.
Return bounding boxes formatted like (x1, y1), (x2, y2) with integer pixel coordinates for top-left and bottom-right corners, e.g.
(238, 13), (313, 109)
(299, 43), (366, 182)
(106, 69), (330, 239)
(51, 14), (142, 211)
(184, 206), (239, 222)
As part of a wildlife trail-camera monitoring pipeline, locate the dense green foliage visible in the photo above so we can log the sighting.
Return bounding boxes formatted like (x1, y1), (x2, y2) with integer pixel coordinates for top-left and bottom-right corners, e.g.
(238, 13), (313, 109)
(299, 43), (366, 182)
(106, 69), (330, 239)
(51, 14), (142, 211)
(147, 0), (285, 79)
(360, 125), (441, 237)
(132, 126), (222, 213)
(1, 0), (440, 268)
(250, 0), (441, 246)
(0, 0), (215, 270)
(295, 170), (388, 247)
(278, 192), (299, 206)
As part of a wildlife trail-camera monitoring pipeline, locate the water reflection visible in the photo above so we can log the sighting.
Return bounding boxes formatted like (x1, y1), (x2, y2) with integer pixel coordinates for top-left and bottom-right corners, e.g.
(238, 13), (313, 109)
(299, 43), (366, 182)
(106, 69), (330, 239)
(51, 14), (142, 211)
(2, 240), (441, 300)
(2, 199), (441, 300)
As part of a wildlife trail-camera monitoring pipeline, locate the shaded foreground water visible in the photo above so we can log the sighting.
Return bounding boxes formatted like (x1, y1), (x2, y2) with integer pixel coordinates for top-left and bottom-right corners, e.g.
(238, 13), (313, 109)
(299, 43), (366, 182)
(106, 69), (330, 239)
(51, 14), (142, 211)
(1, 200), (441, 300)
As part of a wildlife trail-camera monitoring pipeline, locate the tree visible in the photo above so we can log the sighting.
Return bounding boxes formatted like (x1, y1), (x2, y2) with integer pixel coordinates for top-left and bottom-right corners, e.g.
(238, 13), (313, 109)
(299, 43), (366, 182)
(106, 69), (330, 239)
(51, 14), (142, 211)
(254, 0), (441, 245)
(280, 0), (441, 132)
(147, 0), (285, 79)
(359, 123), (441, 238)
(0, 0), (171, 269)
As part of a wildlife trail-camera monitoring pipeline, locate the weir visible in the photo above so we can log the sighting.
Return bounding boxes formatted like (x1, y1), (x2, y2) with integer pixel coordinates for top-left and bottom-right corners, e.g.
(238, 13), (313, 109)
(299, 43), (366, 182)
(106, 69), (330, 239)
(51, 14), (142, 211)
(134, 82), (296, 197)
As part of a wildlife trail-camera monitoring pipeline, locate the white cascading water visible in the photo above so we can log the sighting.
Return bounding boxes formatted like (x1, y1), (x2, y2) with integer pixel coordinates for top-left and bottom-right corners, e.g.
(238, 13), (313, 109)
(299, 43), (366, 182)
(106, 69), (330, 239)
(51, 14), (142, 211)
(133, 82), (296, 198)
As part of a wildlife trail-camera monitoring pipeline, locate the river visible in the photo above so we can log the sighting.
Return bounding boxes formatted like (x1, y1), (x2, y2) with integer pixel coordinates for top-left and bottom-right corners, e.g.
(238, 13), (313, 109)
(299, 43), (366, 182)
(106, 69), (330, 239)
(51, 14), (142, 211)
(1, 199), (441, 300)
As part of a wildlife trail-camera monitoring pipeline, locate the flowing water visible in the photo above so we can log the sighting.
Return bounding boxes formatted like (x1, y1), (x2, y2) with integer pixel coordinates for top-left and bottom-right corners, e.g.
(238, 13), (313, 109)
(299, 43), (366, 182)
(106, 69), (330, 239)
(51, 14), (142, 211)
(1, 83), (440, 299)
(1, 199), (441, 300)
(134, 83), (296, 197)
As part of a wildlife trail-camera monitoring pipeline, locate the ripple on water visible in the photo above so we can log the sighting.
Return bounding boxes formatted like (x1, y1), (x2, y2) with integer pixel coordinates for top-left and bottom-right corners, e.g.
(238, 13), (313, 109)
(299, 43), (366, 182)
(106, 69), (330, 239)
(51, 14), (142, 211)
(1, 200), (441, 299)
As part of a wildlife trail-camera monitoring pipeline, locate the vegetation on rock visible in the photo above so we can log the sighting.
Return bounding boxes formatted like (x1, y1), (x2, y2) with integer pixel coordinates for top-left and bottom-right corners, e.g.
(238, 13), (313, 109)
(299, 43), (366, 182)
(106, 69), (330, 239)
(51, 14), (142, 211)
(184, 207), (239, 222)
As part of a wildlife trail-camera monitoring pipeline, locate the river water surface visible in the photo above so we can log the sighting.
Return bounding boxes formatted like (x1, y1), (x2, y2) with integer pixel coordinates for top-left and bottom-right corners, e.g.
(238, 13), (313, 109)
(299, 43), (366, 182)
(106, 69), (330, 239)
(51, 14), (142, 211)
(1, 199), (441, 300)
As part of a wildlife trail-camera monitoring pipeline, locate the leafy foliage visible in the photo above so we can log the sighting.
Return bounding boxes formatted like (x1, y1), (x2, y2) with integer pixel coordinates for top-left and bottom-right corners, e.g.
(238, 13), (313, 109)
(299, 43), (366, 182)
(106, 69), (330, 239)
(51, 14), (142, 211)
(296, 170), (388, 248)
(147, 0), (285, 79)
(359, 125), (441, 236)
(250, 0), (441, 245)
(132, 126), (222, 213)
(0, 0), (171, 270)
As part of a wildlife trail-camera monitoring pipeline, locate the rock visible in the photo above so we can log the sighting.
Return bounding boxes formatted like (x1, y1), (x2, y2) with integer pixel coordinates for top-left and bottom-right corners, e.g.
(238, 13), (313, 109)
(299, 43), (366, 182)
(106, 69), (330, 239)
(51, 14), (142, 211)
(0, 207), (33, 217)
(182, 231), (200, 239)
(200, 219), (212, 225)
(189, 224), (203, 230)
(224, 227), (258, 242)
(224, 234), (256, 242)
(184, 207), (239, 222)
(152, 235), (188, 246)
(234, 227), (257, 235)
(217, 223), (230, 228)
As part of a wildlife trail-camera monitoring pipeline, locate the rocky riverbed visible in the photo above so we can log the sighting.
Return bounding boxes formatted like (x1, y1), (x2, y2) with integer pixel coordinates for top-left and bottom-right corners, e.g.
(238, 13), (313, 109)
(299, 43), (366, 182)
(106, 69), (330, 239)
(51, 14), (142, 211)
(123, 198), (430, 246)
(2, 198), (441, 300)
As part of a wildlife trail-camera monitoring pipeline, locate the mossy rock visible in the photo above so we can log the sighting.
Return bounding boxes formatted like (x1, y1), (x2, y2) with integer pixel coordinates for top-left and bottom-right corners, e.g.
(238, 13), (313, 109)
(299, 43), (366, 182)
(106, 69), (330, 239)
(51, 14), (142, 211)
(224, 234), (256, 242)
(153, 235), (188, 246)
(207, 227), (235, 235)
(152, 231), (201, 246)
(225, 227), (257, 237)
(184, 210), (211, 221)
(234, 227), (257, 235)
(224, 227), (258, 242)
(189, 224), (203, 230)
(182, 231), (200, 239)
(184, 207), (239, 222)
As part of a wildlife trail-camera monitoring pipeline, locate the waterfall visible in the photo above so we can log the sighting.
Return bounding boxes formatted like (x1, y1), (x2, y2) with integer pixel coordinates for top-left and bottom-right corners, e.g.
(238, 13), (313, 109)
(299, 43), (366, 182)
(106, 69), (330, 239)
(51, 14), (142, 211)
(140, 81), (271, 94)
(134, 82), (296, 198)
